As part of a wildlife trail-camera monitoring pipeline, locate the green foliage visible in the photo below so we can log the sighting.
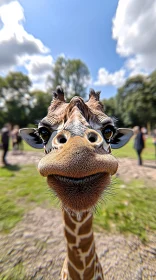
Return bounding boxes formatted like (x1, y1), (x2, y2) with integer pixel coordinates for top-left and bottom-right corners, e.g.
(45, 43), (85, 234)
(48, 56), (67, 90)
(0, 77), (7, 98)
(29, 90), (52, 123)
(0, 73), (53, 128)
(116, 74), (156, 127)
(102, 97), (124, 126)
(102, 72), (156, 129)
(5, 72), (31, 91)
(0, 57), (90, 128)
(64, 59), (90, 100)
(1, 67), (156, 130)
(48, 56), (90, 100)
(0, 72), (32, 127)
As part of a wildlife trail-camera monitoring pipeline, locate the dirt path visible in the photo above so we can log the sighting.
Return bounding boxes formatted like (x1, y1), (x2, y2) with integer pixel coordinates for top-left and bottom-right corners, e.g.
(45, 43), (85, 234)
(0, 151), (156, 279)
(0, 207), (156, 280)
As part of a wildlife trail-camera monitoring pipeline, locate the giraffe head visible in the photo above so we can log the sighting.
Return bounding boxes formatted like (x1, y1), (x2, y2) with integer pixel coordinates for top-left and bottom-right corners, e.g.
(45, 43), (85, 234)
(20, 87), (133, 212)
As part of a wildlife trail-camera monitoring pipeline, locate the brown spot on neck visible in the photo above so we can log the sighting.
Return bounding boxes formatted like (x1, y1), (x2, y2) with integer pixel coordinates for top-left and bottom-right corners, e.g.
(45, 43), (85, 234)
(68, 262), (81, 280)
(63, 210), (76, 231)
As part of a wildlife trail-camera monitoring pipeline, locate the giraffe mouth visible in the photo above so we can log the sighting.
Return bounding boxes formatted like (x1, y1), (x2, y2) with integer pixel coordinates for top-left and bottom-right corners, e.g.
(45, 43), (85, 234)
(47, 172), (110, 211)
(53, 173), (103, 185)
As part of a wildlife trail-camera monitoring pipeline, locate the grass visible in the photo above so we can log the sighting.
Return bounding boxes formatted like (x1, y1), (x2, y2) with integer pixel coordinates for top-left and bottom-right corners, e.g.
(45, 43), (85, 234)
(0, 165), (57, 233)
(94, 178), (156, 241)
(0, 165), (156, 241)
(112, 136), (155, 160)
(0, 262), (26, 280)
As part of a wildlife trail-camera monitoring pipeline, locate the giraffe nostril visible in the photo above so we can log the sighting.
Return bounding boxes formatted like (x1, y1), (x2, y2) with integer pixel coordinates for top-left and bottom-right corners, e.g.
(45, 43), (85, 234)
(88, 133), (98, 143)
(57, 134), (67, 144)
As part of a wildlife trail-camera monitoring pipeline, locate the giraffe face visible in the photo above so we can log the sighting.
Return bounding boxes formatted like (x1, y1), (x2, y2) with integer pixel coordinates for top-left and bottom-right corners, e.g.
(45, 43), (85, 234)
(20, 88), (133, 212)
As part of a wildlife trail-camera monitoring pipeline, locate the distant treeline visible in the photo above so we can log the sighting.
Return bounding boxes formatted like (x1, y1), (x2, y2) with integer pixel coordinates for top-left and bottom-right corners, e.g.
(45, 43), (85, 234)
(0, 56), (156, 130)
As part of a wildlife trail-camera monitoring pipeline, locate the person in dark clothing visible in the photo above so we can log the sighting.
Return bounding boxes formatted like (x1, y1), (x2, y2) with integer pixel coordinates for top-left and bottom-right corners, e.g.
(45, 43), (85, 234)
(1, 123), (11, 165)
(11, 125), (23, 153)
(152, 128), (156, 163)
(152, 128), (156, 145)
(133, 126), (145, 165)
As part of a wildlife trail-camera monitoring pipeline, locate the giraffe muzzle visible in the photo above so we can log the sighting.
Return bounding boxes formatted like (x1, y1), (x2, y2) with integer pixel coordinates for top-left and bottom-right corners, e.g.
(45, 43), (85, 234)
(47, 171), (110, 211)
(38, 136), (118, 178)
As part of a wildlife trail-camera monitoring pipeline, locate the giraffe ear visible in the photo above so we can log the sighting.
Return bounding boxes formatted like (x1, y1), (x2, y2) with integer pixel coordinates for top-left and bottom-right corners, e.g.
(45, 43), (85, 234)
(19, 128), (44, 149)
(110, 128), (133, 149)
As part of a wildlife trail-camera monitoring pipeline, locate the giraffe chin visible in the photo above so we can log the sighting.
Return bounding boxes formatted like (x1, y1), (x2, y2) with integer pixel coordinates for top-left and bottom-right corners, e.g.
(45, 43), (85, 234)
(47, 172), (110, 211)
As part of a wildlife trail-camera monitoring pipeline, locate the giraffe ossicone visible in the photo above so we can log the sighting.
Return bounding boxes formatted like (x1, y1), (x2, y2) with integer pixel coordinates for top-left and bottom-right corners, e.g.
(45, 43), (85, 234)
(20, 87), (133, 280)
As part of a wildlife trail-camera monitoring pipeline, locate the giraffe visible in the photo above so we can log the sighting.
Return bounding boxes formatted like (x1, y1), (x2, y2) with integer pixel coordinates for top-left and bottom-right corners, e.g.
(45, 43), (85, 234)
(20, 86), (133, 280)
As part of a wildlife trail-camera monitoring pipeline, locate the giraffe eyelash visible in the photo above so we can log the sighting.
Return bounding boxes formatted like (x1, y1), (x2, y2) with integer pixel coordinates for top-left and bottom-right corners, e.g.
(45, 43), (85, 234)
(45, 148), (51, 154)
(45, 147), (58, 154)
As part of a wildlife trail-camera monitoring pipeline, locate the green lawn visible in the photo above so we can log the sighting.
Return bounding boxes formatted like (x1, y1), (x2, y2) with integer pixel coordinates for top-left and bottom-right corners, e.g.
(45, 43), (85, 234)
(0, 262), (25, 280)
(0, 165), (57, 233)
(112, 136), (155, 160)
(94, 178), (156, 241)
(0, 165), (155, 241)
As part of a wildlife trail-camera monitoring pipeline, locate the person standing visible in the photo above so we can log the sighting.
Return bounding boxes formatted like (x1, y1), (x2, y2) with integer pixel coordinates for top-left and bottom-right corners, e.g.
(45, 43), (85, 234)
(1, 123), (11, 166)
(152, 128), (156, 144)
(133, 126), (145, 166)
(152, 128), (156, 163)
(11, 125), (19, 152)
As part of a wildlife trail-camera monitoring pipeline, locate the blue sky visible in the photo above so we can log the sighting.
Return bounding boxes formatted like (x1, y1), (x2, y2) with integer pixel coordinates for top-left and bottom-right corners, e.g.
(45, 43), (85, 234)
(0, 0), (155, 99)
(21, 0), (119, 72)
(21, 0), (121, 97)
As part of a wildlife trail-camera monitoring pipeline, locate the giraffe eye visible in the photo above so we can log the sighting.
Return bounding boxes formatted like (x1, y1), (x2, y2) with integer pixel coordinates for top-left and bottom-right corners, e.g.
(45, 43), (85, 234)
(38, 127), (51, 143)
(102, 126), (115, 143)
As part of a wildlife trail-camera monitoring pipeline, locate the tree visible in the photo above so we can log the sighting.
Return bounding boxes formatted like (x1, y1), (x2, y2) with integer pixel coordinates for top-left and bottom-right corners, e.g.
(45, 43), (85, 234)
(101, 73), (156, 129)
(48, 56), (90, 101)
(147, 71), (156, 129)
(0, 77), (8, 126)
(0, 72), (54, 128)
(64, 59), (90, 100)
(102, 97), (124, 126)
(29, 90), (52, 124)
(115, 74), (156, 129)
(0, 72), (32, 127)
(47, 56), (67, 91)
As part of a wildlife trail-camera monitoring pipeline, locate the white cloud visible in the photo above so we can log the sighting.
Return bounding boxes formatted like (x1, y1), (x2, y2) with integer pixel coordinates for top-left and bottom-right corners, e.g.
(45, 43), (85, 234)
(112, 0), (156, 73)
(31, 81), (48, 92)
(0, 0), (13, 7)
(0, 0), (53, 90)
(94, 68), (125, 88)
(94, 0), (156, 88)
(25, 55), (53, 77)
(25, 55), (54, 91)
(125, 57), (149, 78)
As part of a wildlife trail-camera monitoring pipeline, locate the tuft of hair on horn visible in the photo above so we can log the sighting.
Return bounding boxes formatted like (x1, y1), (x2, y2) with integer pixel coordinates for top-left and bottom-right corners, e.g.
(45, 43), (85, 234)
(89, 88), (101, 101)
(52, 85), (65, 102)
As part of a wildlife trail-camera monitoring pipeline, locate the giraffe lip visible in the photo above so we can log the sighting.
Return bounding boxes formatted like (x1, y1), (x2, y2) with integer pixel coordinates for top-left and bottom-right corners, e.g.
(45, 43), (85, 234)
(47, 172), (110, 211)
(52, 173), (105, 185)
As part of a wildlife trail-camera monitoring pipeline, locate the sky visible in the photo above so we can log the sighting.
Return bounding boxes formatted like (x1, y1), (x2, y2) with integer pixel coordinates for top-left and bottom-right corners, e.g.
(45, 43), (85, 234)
(0, 0), (156, 99)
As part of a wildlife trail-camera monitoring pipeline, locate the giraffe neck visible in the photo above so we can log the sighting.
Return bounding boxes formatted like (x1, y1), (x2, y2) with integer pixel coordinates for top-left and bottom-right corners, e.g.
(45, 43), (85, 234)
(61, 209), (104, 280)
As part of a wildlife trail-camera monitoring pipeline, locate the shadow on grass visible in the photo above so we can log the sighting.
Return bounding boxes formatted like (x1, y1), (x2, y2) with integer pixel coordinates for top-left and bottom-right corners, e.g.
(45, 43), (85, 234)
(1, 164), (21, 171)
